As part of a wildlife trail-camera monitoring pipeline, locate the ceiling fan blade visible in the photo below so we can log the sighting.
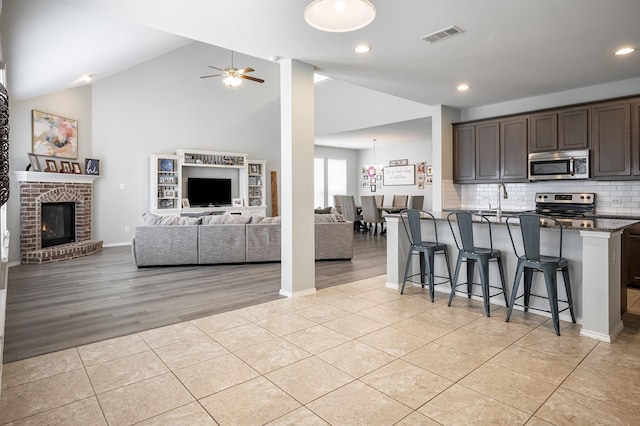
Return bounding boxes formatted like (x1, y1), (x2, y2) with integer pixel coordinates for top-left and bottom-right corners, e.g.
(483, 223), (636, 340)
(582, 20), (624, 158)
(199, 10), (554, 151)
(236, 67), (255, 75)
(207, 65), (225, 72)
(241, 75), (264, 83)
(200, 74), (223, 78)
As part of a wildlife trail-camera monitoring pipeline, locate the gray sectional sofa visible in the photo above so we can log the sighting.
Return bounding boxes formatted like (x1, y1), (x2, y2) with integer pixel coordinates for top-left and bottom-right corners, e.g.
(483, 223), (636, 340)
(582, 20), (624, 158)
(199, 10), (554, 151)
(132, 213), (354, 267)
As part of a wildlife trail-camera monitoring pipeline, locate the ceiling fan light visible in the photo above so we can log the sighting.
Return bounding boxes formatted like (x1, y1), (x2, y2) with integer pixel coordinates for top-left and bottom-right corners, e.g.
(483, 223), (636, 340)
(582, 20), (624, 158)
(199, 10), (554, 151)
(304, 0), (376, 33)
(223, 75), (242, 87)
(614, 47), (636, 55)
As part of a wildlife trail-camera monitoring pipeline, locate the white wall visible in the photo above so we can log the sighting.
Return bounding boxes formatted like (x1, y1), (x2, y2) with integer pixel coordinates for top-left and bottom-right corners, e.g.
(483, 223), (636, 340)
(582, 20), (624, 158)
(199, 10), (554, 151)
(357, 140), (433, 210)
(7, 85), (93, 261)
(90, 42), (281, 246)
(315, 79), (432, 136)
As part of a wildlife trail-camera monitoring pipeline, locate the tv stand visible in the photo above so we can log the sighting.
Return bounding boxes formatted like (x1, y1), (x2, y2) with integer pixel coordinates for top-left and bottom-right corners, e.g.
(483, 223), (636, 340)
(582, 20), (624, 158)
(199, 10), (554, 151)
(149, 150), (267, 217)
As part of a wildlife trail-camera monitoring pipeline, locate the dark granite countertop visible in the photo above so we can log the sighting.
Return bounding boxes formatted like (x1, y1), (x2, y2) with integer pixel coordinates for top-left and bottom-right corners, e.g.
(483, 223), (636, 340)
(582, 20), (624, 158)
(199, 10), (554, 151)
(390, 210), (640, 233)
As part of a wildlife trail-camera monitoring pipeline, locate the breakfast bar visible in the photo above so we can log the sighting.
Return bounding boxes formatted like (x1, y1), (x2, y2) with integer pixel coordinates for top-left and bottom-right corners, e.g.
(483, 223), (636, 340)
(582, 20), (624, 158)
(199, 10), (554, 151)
(384, 212), (638, 342)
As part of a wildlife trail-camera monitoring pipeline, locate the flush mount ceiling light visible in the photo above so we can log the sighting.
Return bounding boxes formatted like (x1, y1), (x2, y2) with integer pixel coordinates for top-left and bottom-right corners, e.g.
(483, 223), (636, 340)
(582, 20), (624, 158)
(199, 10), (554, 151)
(353, 44), (372, 53)
(304, 0), (376, 32)
(614, 47), (636, 55)
(457, 84), (470, 91)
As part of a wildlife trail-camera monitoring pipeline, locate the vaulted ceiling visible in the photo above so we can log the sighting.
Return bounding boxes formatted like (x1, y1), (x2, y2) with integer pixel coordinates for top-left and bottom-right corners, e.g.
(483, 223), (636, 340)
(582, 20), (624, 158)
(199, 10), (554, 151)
(1, 0), (639, 147)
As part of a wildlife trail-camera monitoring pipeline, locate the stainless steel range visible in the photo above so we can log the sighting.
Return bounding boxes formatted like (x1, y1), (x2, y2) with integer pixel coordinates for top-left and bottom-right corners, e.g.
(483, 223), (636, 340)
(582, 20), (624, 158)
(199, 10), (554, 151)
(535, 192), (596, 228)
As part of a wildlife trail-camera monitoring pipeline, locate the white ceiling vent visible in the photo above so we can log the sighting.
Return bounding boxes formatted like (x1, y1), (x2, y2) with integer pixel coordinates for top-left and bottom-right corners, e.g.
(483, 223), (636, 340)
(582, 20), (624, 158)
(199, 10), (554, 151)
(421, 26), (465, 43)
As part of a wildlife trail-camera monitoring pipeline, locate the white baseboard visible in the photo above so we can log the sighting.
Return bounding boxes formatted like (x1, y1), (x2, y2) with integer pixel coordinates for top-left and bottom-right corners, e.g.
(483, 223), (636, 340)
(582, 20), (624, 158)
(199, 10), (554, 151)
(279, 287), (317, 298)
(103, 242), (132, 248)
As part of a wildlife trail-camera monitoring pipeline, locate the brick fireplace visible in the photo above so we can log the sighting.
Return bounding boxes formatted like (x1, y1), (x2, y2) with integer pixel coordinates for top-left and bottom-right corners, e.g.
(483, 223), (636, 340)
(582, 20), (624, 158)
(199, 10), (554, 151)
(15, 171), (102, 264)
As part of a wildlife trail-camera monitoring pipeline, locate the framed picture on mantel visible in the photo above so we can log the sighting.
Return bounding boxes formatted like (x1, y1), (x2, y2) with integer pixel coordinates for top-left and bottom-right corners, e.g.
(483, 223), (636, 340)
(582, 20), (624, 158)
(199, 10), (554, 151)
(85, 158), (100, 175)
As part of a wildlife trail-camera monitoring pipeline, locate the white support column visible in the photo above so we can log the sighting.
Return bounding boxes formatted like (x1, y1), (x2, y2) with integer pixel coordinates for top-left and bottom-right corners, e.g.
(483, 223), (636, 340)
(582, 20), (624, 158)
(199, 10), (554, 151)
(385, 216), (408, 290)
(579, 230), (624, 342)
(430, 106), (460, 212)
(279, 58), (316, 297)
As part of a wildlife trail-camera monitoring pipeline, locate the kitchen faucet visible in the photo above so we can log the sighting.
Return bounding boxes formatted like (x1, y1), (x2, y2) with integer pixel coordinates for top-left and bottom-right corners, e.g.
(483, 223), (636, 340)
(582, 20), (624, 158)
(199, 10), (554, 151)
(497, 182), (509, 220)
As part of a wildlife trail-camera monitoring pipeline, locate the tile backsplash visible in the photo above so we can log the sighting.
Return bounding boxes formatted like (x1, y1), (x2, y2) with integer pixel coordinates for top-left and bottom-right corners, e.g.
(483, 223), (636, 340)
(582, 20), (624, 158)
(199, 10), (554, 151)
(454, 180), (640, 216)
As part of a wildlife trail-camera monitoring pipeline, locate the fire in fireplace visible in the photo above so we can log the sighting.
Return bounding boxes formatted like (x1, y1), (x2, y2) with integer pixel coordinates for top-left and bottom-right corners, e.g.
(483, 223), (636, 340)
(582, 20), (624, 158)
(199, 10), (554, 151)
(41, 202), (76, 248)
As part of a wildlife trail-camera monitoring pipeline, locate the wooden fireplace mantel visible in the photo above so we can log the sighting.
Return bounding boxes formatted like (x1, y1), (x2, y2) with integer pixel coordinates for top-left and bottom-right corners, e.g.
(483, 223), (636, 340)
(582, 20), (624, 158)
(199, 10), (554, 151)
(13, 171), (100, 184)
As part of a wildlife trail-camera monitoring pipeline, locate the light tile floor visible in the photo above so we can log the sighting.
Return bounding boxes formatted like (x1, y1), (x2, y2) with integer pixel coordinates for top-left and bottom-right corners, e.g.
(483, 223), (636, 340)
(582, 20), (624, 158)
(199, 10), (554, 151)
(2, 276), (640, 425)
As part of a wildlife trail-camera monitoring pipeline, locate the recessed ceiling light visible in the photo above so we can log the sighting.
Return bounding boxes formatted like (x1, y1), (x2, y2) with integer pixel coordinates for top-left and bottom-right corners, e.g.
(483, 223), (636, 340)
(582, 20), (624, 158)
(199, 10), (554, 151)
(354, 44), (372, 54)
(457, 84), (470, 91)
(614, 47), (636, 55)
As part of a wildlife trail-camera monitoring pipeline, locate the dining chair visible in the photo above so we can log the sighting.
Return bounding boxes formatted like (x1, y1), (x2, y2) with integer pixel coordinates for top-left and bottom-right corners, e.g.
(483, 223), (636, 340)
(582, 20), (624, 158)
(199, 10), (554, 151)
(374, 195), (384, 207)
(409, 195), (424, 209)
(340, 195), (364, 231)
(361, 195), (385, 235)
(447, 211), (508, 317)
(505, 214), (576, 336)
(392, 195), (408, 208)
(333, 194), (344, 214)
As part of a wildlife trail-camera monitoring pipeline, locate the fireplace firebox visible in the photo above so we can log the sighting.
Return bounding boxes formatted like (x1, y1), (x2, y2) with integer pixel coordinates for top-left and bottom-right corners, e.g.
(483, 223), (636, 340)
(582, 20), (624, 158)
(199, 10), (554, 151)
(41, 202), (76, 248)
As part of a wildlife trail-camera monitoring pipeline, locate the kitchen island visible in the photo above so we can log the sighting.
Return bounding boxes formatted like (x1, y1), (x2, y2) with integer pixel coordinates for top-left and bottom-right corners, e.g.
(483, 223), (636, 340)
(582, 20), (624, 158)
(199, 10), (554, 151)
(384, 212), (639, 342)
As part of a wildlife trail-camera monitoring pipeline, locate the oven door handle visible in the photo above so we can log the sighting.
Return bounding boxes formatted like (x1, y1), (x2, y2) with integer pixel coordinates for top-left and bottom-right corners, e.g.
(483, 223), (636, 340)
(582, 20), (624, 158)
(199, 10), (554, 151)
(569, 157), (575, 176)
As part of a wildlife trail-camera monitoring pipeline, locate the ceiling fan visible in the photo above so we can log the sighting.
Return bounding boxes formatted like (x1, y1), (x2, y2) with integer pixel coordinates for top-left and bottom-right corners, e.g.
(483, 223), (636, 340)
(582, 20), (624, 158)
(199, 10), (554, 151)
(200, 51), (264, 87)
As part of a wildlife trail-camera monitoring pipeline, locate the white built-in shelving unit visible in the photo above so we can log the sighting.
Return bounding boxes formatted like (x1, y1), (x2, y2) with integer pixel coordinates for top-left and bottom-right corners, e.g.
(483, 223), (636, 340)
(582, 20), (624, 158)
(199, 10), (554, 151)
(149, 150), (267, 216)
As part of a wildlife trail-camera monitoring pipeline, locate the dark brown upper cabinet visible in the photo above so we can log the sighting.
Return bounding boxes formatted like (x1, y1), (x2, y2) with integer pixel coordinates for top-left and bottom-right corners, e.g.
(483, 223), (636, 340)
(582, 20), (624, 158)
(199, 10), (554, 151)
(475, 121), (500, 181)
(633, 100), (640, 176)
(529, 107), (589, 153)
(453, 124), (476, 182)
(500, 116), (528, 181)
(453, 117), (528, 183)
(592, 100), (631, 178)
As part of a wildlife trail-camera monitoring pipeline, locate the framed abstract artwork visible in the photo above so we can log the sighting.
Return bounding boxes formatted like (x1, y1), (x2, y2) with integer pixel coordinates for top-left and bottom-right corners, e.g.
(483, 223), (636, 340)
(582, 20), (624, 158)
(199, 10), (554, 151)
(31, 110), (78, 159)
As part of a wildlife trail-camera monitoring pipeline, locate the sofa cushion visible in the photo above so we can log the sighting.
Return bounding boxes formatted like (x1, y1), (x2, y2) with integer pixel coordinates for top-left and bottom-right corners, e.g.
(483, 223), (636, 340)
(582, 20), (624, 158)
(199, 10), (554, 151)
(133, 225), (199, 266)
(250, 216), (281, 224)
(314, 207), (332, 214)
(198, 224), (246, 264)
(314, 213), (345, 223)
(142, 212), (200, 226)
(201, 214), (252, 225)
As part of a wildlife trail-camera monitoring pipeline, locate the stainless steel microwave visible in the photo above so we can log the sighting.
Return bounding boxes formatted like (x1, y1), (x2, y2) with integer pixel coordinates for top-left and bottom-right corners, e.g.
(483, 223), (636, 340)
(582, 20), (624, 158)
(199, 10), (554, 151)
(528, 149), (590, 181)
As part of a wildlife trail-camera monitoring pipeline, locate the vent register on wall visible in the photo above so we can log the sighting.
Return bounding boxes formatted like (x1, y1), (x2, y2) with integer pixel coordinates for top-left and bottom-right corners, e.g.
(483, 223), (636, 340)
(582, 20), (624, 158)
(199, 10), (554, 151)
(150, 149), (267, 215)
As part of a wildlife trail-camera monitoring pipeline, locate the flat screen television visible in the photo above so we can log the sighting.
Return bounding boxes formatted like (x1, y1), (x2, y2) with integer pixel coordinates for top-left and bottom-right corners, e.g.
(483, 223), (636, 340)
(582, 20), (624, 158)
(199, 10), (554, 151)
(187, 178), (232, 207)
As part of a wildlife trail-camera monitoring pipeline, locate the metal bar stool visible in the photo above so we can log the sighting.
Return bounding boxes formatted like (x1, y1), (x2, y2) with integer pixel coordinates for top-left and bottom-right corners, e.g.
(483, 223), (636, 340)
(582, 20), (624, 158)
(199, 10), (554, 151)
(400, 209), (452, 302)
(505, 214), (576, 336)
(447, 211), (508, 317)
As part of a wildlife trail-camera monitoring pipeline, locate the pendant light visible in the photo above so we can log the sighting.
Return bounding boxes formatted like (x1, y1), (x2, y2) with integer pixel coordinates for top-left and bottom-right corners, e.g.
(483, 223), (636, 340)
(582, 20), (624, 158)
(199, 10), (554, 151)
(304, 0), (376, 33)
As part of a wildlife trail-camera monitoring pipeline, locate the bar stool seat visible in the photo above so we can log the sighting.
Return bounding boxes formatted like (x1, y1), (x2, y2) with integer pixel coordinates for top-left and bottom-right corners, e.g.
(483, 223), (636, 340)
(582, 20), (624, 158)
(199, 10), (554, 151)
(447, 212), (508, 317)
(505, 214), (576, 336)
(400, 209), (452, 302)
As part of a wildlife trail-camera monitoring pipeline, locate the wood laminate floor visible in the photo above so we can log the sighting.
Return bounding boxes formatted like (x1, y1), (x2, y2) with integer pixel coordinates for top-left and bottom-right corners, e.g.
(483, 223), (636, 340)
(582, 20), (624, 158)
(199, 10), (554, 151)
(3, 231), (387, 363)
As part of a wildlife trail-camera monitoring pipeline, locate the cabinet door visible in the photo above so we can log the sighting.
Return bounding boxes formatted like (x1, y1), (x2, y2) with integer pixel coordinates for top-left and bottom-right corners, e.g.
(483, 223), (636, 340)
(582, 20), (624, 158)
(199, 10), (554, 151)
(627, 227), (640, 285)
(501, 117), (528, 181)
(633, 101), (640, 175)
(558, 106), (589, 150)
(592, 101), (631, 177)
(475, 121), (500, 181)
(453, 124), (476, 182)
(529, 112), (557, 152)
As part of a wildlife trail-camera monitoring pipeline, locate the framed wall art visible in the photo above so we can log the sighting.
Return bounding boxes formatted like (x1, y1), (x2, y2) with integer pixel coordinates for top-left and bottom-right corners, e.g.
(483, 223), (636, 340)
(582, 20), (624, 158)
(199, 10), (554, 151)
(28, 153), (42, 172)
(45, 159), (58, 173)
(85, 158), (100, 175)
(72, 162), (82, 174)
(60, 161), (72, 173)
(383, 165), (415, 186)
(32, 110), (78, 159)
